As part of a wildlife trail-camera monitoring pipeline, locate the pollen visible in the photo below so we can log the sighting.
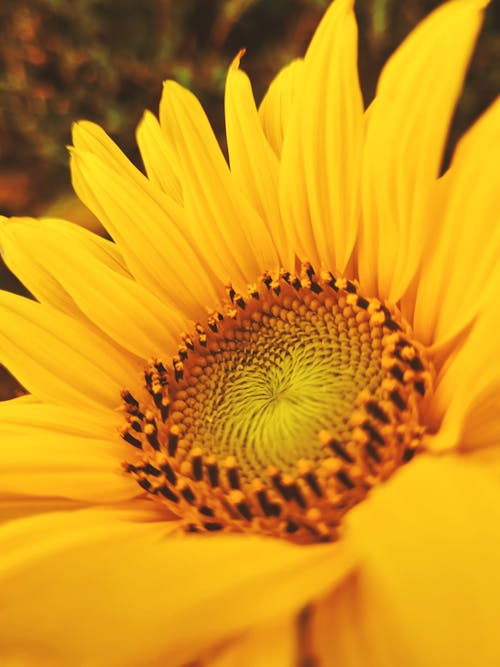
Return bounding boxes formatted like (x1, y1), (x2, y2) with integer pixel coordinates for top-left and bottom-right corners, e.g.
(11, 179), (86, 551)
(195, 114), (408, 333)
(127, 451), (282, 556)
(120, 265), (433, 544)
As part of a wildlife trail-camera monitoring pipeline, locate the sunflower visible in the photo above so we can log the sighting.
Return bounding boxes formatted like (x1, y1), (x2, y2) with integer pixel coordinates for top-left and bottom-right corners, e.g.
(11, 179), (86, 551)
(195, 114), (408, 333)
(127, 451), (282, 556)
(0, 0), (499, 664)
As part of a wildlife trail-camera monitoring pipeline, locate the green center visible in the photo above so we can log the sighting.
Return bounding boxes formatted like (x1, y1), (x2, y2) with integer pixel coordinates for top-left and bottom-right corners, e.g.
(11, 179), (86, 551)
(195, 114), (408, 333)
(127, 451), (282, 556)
(174, 299), (384, 478)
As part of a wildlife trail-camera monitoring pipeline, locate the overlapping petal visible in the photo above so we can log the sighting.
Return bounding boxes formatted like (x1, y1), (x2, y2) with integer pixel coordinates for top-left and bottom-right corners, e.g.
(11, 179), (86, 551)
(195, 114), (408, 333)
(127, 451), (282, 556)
(310, 573), (412, 667)
(204, 617), (297, 667)
(1, 217), (186, 359)
(0, 508), (355, 666)
(279, 0), (363, 274)
(0, 432), (135, 503)
(346, 455), (500, 666)
(429, 282), (500, 452)
(0, 291), (139, 410)
(71, 125), (220, 318)
(0, 397), (119, 439)
(359, 0), (487, 301)
(258, 59), (304, 159)
(136, 110), (183, 203)
(0, 392), (135, 505)
(0, 215), (130, 318)
(412, 98), (500, 346)
(225, 54), (290, 265)
(160, 81), (280, 285)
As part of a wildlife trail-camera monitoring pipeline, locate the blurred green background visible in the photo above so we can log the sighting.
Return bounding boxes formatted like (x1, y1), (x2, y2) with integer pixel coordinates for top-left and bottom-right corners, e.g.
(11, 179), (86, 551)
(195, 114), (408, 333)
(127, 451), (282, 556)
(0, 0), (498, 399)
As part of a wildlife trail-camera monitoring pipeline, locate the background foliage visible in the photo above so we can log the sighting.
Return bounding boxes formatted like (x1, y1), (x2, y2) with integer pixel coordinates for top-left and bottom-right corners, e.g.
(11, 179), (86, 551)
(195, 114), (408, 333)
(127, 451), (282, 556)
(0, 0), (498, 397)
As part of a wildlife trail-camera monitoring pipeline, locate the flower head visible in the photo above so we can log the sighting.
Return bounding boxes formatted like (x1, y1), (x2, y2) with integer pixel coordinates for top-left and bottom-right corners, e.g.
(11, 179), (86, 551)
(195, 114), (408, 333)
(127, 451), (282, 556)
(0, 0), (499, 664)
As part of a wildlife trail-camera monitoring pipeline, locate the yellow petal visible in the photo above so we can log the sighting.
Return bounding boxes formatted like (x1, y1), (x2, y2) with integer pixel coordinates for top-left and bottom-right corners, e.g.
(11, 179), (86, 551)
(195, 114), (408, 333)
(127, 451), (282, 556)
(0, 397), (135, 503)
(73, 120), (181, 211)
(1, 217), (186, 359)
(0, 397), (120, 439)
(346, 455), (500, 666)
(0, 497), (85, 526)
(136, 110), (183, 202)
(0, 432), (136, 503)
(0, 648), (66, 667)
(0, 504), (168, 575)
(0, 215), (130, 318)
(462, 445), (500, 488)
(258, 59), (304, 159)
(0, 510), (354, 667)
(359, 0), (487, 301)
(279, 0), (363, 273)
(160, 81), (280, 285)
(412, 98), (500, 346)
(204, 616), (297, 667)
(310, 572), (413, 667)
(225, 54), (290, 265)
(429, 291), (500, 452)
(0, 290), (139, 411)
(71, 136), (219, 320)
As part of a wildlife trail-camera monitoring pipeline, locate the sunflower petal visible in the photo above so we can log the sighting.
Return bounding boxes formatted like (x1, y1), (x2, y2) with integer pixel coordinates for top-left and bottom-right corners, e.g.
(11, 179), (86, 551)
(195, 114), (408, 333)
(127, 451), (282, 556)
(0, 398), (133, 504)
(1, 217), (186, 359)
(160, 81), (280, 285)
(346, 455), (500, 666)
(0, 510), (354, 666)
(0, 291), (139, 410)
(71, 133), (219, 318)
(279, 0), (363, 274)
(412, 98), (500, 346)
(429, 290), (500, 452)
(0, 432), (137, 503)
(359, 0), (487, 300)
(310, 572), (412, 667)
(0, 497), (86, 526)
(0, 216), (130, 317)
(258, 59), (304, 158)
(205, 616), (297, 667)
(0, 397), (120, 439)
(136, 110), (183, 202)
(225, 54), (290, 265)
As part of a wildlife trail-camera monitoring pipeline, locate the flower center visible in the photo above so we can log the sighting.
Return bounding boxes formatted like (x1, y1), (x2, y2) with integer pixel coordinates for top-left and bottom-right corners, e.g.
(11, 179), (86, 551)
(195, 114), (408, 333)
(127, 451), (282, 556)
(120, 265), (432, 544)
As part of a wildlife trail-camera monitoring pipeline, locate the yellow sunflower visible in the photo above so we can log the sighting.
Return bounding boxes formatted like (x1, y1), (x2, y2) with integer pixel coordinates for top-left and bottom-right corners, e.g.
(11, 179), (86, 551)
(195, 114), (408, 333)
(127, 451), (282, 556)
(1, 0), (499, 664)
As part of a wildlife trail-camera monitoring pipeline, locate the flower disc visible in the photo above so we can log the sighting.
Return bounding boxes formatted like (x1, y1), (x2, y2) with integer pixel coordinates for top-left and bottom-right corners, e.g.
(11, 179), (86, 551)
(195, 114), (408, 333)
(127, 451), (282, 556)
(121, 265), (432, 543)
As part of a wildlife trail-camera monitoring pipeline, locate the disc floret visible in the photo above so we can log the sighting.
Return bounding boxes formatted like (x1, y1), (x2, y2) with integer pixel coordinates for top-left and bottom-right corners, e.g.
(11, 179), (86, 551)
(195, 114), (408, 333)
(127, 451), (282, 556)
(120, 265), (432, 544)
